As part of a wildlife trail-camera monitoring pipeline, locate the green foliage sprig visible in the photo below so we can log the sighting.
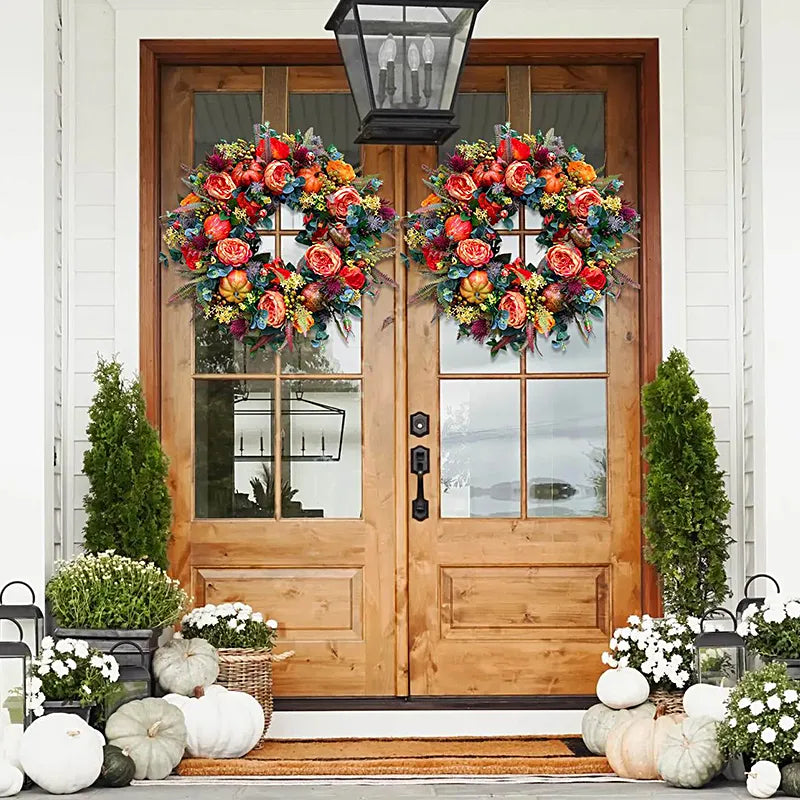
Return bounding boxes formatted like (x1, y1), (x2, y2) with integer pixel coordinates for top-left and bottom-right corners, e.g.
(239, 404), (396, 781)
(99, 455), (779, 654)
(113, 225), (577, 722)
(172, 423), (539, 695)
(82, 358), (172, 568)
(718, 662), (800, 764)
(642, 349), (732, 618)
(46, 552), (188, 630)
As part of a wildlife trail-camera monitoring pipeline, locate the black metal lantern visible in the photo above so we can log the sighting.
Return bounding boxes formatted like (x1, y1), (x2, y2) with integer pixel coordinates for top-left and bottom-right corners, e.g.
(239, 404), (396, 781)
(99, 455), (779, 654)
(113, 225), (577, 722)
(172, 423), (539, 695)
(0, 619), (32, 728)
(105, 642), (151, 716)
(694, 608), (746, 687)
(736, 573), (781, 622)
(0, 581), (45, 657)
(326, 0), (489, 144)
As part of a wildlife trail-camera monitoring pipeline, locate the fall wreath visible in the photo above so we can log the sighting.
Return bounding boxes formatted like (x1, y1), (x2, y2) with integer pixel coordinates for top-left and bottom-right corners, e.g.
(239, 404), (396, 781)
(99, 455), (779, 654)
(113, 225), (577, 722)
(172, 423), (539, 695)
(162, 124), (396, 351)
(404, 125), (640, 354)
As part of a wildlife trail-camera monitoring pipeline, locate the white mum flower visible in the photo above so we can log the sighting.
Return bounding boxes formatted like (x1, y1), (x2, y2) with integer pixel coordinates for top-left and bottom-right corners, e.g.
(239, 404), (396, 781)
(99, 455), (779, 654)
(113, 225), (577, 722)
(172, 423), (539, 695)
(41, 636), (54, 649)
(767, 695), (782, 710)
(65, 659), (77, 671)
(609, 638), (619, 650)
(761, 727), (777, 744)
(90, 655), (104, 669)
(627, 615), (641, 625)
(52, 661), (68, 678)
(676, 670), (690, 687)
(748, 722), (759, 733)
(787, 601), (800, 619)
(739, 697), (752, 709)
(750, 700), (765, 716)
(267, 619), (279, 629)
(779, 715), (796, 731)
(37, 663), (51, 676)
(687, 617), (701, 634)
(227, 619), (238, 629)
(617, 640), (630, 652)
(785, 690), (799, 703)
(764, 682), (777, 692)
(73, 642), (90, 660)
(728, 717), (737, 728)
(55, 640), (73, 654)
(764, 606), (787, 625)
(252, 612), (263, 623)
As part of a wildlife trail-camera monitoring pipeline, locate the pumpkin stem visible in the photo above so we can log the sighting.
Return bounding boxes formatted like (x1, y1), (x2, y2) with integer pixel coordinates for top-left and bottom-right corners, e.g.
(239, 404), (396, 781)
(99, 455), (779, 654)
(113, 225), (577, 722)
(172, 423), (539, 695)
(193, 685), (205, 699)
(67, 730), (80, 737)
(654, 702), (667, 719)
(147, 721), (162, 738)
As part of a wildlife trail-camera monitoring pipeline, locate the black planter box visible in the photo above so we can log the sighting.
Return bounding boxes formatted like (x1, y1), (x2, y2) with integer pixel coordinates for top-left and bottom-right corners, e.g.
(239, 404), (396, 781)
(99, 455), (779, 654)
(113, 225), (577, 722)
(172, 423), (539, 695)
(51, 626), (163, 694)
(42, 700), (92, 722)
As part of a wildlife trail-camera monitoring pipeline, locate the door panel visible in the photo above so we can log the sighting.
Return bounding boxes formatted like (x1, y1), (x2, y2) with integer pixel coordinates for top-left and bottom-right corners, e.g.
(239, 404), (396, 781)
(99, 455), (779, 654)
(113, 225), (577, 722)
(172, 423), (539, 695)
(406, 65), (641, 695)
(161, 66), (398, 696)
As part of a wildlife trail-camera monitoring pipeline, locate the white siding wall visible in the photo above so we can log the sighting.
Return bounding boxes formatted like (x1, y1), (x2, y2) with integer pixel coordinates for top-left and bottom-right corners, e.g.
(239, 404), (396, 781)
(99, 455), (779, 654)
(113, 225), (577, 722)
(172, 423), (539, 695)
(62, 0), (745, 593)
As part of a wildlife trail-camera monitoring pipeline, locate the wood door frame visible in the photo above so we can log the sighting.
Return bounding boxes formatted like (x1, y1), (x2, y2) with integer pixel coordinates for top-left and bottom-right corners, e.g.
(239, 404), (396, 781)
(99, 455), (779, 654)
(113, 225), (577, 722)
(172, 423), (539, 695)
(139, 37), (663, 626)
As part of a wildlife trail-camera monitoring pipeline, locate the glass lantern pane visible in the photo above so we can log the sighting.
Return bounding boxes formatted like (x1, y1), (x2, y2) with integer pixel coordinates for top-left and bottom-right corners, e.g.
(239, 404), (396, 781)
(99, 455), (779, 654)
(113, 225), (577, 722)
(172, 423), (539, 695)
(334, 8), (375, 119)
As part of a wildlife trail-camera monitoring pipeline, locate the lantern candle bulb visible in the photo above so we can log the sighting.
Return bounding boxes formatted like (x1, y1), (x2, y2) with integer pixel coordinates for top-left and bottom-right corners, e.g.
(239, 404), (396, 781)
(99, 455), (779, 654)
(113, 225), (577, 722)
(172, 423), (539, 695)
(422, 34), (434, 99)
(379, 34), (396, 100)
(408, 43), (421, 104)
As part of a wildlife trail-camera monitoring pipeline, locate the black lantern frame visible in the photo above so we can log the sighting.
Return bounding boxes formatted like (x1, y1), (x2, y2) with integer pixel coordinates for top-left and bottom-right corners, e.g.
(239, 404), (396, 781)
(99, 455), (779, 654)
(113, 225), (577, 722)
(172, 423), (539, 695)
(0, 618), (32, 728)
(735, 573), (781, 622)
(0, 581), (45, 657)
(326, 0), (489, 144)
(694, 607), (746, 687)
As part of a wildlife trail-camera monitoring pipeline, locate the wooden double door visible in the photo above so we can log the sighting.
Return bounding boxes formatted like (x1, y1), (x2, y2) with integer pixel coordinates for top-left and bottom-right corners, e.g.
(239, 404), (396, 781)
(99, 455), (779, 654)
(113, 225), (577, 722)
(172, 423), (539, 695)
(159, 59), (642, 697)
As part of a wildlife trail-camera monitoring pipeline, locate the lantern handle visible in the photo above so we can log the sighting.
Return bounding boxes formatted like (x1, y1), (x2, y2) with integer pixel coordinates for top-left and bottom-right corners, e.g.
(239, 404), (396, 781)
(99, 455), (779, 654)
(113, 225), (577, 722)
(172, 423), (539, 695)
(0, 581), (36, 605)
(0, 618), (26, 643)
(743, 573), (781, 598)
(700, 607), (738, 632)
(108, 641), (148, 669)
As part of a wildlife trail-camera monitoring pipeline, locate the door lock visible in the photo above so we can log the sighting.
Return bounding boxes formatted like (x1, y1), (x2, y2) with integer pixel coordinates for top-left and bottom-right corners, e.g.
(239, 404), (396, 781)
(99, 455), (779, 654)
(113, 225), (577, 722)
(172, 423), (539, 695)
(410, 445), (430, 521)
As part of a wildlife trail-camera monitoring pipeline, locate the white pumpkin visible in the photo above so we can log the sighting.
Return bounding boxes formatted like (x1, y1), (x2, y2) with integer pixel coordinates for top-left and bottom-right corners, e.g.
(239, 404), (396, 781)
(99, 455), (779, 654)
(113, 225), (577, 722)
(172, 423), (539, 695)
(747, 760), (782, 799)
(683, 682), (732, 722)
(596, 667), (650, 710)
(153, 637), (219, 696)
(19, 713), (104, 794)
(0, 762), (23, 798)
(658, 715), (724, 789)
(164, 685), (264, 758)
(105, 698), (187, 780)
(581, 702), (656, 755)
(0, 723), (22, 773)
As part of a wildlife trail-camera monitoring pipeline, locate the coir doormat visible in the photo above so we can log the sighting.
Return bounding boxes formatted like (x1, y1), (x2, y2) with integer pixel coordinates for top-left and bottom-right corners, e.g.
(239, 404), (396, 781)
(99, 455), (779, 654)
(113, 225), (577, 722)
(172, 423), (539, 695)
(176, 736), (613, 777)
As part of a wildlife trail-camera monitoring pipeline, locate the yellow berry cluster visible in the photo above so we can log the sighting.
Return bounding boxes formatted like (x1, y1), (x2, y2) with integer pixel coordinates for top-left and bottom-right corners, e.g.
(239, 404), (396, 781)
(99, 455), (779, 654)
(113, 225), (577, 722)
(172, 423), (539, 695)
(216, 139), (255, 163)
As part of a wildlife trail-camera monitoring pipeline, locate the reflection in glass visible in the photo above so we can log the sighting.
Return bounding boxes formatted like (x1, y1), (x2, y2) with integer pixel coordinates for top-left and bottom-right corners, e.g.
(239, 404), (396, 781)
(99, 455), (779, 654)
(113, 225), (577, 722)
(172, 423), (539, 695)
(288, 93), (361, 167)
(439, 92), (507, 165)
(527, 298), (607, 374)
(194, 93), (262, 165)
(440, 380), (520, 518)
(280, 236), (308, 268)
(532, 92), (605, 171)
(439, 317), (518, 375)
(281, 380), (362, 518)
(526, 378), (607, 517)
(282, 324), (361, 375)
(195, 380), (278, 518)
(524, 235), (547, 270)
(195, 316), (277, 375)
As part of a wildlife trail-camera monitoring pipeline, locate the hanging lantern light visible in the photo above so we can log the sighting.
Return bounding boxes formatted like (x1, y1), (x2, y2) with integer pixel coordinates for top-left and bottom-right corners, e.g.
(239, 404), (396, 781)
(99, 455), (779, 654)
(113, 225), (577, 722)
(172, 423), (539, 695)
(694, 608), (746, 687)
(326, 0), (489, 144)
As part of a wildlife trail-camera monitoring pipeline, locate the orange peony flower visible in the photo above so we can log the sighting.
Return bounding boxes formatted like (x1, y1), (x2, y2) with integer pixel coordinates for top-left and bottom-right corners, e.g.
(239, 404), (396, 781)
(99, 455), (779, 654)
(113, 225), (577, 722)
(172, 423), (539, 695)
(539, 166), (566, 194)
(326, 159), (356, 183)
(327, 186), (362, 220)
(305, 242), (343, 277)
(204, 172), (236, 201)
(257, 290), (286, 327)
(444, 172), (478, 203)
(581, 265), (607, 290)
(263, 160), (294, 193)
(504, 161), (534, 196)
(568, 186), (603, 220)
(567, 160), (597, 185)
(340, 264), (366, 290)
(215, 238), (252, 267)
(499, 291), (527, 328)
(456, 238), (492, 267)
(545, 243), (584, 278)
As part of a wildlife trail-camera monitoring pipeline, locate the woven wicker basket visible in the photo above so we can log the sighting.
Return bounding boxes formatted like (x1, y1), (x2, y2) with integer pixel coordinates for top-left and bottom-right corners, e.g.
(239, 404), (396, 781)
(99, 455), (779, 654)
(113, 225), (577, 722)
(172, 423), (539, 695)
(649, 689), (684, 714)
(216, 648), (294, 741)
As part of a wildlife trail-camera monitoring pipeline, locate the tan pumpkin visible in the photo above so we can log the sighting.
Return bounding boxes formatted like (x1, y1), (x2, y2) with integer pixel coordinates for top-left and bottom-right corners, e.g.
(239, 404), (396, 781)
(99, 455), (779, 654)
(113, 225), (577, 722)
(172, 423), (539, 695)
(606, 706), (686, 780)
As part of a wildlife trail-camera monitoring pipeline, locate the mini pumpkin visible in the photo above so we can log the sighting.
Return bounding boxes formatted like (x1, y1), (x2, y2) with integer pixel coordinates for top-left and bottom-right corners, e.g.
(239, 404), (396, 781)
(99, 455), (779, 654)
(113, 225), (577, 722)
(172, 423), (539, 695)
(748, 761), (781, 799)
(595, 667), (650, 710)
(0, 762), (23, 798)
(105, 698), (187, 781)
(153, 637), (219, 696)
(682, 682), (731, 722)
(658, 715), (724, 789)
(164, 685), (264, 759)
(96, 745), (136, 789)
(781, 763), (800, 797)
(19, 713), (104, 794)
(459, 270), (494, 304)
(218, 269), (253, 303)
(297, 166), (323, 194)
(606, 706), (685, 780)
(581, 702), (655, 756)
(539, 165), (566, 194)
(471, 159), (505, 187)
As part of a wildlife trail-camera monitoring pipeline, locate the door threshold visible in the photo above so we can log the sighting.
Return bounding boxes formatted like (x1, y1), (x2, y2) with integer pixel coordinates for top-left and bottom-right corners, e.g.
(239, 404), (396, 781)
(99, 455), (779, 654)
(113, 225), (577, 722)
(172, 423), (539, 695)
(274, 695), (594, 711)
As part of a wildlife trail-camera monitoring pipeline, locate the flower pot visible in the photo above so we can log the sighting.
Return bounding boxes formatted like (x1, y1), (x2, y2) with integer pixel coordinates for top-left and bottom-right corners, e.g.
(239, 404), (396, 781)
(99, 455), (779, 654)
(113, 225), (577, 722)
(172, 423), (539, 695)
(51, 627), (164, 694)
(764, 657), (800, 680)
(41, 700), (92, 722)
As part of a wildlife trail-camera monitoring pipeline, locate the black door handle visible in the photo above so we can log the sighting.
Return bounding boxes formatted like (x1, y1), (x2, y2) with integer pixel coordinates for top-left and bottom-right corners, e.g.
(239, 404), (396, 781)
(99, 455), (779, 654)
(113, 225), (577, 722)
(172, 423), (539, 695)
(410, 445), (430, 521)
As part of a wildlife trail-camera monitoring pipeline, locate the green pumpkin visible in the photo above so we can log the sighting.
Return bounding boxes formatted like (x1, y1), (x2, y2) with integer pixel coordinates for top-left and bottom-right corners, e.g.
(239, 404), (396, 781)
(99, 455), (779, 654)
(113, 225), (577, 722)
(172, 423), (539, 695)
(96, 744), (136, 788)
(782, 763), (800, 797)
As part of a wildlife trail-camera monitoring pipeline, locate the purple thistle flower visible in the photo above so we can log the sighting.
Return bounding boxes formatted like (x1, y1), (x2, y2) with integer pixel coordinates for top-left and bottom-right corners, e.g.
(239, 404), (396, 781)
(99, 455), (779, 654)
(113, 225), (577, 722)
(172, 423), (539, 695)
(533, 146), (551, 165)
(606, 216), (624, 233)
(470, 318), (490, 341)
(229, 318), (248, 340)
(448, 153), (469, 172)
(621, 205), (638, 223)
(322, 277), (343, 300)
(486, 263), (503, 281)
(190, 234), (210, 250)
(565, 279), (583, 296)
(378, 200), (396, 220)
(206, 153), (230, 171)
(431, 233), (449, 250)
(367, 215), (385, 232)
(293, 145), (314, 164)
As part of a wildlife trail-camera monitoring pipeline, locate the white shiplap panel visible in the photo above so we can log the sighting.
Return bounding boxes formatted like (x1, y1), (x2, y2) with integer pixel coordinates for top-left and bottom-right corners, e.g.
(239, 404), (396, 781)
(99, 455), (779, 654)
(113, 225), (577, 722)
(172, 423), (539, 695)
(74, 272), (115, 306)
(686, 204), (728, 239)
(687, 339), (732, 373)
(72, 305), (114, 339)
(685, 170), (728, 205)
(75, 172), (115, 206)
(74, 204), (114, 238)
(687, 305), (729, 338)
(686, 272), (731, 306)
(686, 237), (730, 272)
(74, 238), (115, 272)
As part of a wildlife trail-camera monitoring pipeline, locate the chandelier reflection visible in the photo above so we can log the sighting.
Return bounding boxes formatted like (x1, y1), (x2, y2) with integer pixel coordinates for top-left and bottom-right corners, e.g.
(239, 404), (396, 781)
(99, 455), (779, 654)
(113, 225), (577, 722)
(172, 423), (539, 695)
(233, 387), (346, 463)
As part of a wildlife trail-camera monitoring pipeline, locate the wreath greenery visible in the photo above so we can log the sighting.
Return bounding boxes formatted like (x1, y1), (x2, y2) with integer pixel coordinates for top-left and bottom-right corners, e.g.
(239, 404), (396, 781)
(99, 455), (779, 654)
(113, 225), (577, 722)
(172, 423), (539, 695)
(162, 124), (396, 352)
(404, 124), (640, 355)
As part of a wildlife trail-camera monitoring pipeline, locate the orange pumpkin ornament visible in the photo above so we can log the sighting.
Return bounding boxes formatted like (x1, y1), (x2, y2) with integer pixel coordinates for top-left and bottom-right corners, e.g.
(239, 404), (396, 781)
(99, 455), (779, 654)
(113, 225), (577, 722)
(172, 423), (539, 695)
(472, 159), (505, 188)
(459, 270), (494, 304)
(218, 269), (253, 303)
(297, 165), (324, 194)
(539, 165), (566, 194)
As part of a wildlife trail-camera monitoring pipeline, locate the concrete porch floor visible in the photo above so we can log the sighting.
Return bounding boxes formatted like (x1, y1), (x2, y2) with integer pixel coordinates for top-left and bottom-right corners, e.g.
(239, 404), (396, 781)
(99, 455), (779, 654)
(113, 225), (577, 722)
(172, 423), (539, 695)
(27, 781), (751, 798)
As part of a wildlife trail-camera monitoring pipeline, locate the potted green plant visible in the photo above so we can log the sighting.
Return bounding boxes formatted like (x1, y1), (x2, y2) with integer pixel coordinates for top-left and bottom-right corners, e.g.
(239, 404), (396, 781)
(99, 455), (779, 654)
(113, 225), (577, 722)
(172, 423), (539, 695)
(81, 357), (172, 569)
(717, 662), (800, 767)
(642, 349), (733, 618)
(26, 637), (121, 722)
(738, 596), (800, 678)
(45, 552), (188, 689)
